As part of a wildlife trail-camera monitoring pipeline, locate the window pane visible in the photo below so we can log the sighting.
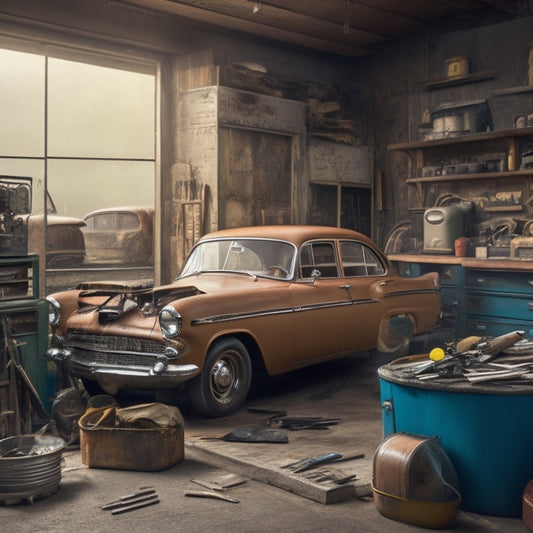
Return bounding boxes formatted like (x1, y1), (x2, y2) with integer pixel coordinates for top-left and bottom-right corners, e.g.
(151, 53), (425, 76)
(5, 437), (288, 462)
(340, 241), (366, 276)
(47, 159), (154, 219)
(300, 242), (338, 278)
(363, 247), (385, 275)
(0, 50), (44, 157)
(0, 159), (45, 215)
(48, 59), (155, 159)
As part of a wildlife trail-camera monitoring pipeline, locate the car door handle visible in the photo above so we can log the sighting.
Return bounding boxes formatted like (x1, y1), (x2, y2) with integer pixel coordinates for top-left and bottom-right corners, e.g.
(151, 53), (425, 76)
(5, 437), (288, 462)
(339, 284), (353, 291)
(380, 280), (391, 286)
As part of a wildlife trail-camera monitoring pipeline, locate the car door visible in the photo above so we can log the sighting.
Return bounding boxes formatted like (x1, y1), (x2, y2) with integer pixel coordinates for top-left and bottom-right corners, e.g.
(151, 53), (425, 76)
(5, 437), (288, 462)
(289, 240), (356, 364)
(338, 240), (389, 352)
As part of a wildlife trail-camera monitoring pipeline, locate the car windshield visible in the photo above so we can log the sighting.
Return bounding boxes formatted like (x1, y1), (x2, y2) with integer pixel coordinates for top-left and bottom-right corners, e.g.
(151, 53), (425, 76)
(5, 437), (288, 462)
(180, 238), (296, 280)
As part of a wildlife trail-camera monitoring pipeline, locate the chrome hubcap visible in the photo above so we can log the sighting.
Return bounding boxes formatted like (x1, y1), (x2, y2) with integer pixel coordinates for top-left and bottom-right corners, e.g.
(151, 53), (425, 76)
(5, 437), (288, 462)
(213, 361), (233, 389)
(210, 351), (241, 403)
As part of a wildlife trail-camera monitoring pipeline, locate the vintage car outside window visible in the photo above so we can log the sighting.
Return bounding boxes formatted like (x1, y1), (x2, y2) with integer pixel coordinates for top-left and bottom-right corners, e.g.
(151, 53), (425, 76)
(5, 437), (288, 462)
(300, 241), (339, 278)
(81, 208), (153, 266)
(340, 240), (385, 276)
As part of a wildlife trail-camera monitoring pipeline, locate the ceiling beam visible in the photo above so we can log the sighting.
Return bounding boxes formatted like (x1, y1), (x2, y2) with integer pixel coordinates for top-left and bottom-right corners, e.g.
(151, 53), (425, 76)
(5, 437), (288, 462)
(115, 0), (378, 56)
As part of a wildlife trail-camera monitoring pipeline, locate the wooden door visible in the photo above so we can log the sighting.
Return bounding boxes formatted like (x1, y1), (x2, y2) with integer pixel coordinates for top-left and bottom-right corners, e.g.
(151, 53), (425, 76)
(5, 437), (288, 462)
(219, 127), (291, 228)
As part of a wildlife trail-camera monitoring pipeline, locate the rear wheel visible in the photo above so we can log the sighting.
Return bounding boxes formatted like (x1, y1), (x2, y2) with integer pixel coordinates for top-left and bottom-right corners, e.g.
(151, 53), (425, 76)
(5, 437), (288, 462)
(188, 338), (252, 417)
(371, 315), (413, 366)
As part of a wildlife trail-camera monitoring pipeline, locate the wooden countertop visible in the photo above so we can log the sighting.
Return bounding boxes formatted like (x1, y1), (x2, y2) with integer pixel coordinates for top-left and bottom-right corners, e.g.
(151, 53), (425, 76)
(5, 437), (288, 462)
(388, 253), (533, 271)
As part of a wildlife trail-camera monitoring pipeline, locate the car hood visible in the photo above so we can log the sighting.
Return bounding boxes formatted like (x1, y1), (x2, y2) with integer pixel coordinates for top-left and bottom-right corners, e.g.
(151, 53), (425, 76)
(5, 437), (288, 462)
(75, 279), (202, 322)
(17, 213), (86, 227)
(75, 273), (282, 323)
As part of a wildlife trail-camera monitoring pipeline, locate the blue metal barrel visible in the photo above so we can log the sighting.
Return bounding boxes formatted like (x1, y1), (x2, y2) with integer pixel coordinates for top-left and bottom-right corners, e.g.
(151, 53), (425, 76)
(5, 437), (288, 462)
(379, 362), (533, 517)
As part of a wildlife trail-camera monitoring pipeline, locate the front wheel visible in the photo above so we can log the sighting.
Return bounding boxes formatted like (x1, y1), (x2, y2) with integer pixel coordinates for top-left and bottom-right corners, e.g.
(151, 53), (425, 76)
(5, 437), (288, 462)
(188, 338), (252, 417)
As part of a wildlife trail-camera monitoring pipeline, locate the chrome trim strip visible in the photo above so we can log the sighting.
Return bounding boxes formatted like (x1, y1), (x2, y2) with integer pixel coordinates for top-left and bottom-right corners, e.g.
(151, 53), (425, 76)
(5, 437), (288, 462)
(192, 298), (378, 325)
(193, 307), (294, 325)
(383, 289), (439, 298)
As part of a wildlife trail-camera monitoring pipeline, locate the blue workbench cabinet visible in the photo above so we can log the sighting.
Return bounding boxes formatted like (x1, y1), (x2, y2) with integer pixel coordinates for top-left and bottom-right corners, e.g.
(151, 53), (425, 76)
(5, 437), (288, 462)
(389, 254), (533, 340)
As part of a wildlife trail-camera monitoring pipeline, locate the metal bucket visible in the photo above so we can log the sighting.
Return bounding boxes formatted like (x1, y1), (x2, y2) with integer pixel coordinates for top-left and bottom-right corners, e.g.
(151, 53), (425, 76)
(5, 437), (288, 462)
(0, 435), (66, 504)
(372, 433), (461, 529)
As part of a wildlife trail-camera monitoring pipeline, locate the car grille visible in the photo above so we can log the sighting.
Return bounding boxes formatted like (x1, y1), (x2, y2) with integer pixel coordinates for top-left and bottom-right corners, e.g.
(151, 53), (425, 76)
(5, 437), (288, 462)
(65, 329), (168, 367)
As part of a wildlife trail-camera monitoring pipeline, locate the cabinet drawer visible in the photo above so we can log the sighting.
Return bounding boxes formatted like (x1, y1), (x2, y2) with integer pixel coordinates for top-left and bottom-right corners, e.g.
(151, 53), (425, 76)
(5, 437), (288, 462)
(465, 269), (533, 293)
(396, 261), (461, 286)
(465, 315), (533, 338)
(421, 264), (461, 285)
(466, 291), (533, 321)
(441, 287), (460, 307)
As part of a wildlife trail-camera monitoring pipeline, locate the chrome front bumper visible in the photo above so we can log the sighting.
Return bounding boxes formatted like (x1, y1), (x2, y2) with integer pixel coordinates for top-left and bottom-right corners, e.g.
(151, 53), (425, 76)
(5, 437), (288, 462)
(47, 347), (200, 391)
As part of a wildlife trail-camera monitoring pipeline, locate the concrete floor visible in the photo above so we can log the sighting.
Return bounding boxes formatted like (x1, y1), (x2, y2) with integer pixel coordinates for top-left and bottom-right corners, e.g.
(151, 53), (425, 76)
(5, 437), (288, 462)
(2, 352), (529, 532)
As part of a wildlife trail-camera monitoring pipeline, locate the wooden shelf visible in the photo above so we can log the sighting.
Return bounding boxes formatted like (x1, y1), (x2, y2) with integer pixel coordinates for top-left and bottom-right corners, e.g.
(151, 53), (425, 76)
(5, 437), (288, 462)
(388, 128), (533, 151)
(406, 169), (533, 183)
(491, 85), (533, 97)
(423, 71), (496, 91)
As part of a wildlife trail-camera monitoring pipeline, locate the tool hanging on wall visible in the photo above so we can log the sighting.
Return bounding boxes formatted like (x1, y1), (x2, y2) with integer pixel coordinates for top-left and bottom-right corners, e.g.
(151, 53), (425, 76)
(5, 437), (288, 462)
(0, 313), (49, 438)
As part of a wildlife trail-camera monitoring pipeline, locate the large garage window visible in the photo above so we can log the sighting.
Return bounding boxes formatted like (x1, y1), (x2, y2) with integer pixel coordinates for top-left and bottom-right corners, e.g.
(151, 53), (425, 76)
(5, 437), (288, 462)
(0, 44), (157, 293)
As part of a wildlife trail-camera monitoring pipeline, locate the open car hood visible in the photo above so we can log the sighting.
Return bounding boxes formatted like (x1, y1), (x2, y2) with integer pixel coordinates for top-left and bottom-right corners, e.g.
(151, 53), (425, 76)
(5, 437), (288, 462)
(76, 280), (203, 323)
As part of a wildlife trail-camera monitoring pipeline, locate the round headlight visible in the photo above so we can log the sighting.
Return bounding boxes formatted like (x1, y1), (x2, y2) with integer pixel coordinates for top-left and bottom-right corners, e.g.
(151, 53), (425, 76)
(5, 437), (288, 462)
(46, 296), (60, 327)
(159, 305), (182, 338)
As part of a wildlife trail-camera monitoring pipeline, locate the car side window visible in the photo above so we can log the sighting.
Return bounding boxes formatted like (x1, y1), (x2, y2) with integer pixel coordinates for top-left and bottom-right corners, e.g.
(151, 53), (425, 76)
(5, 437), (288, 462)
(85, 212), (140, 231)
(300, 241), (339, 278)
(340, 241), (385, 276)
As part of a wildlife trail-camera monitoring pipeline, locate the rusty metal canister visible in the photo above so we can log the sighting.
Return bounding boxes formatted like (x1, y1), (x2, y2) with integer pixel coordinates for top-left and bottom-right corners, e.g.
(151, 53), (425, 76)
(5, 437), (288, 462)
(454, 237), (468, 257)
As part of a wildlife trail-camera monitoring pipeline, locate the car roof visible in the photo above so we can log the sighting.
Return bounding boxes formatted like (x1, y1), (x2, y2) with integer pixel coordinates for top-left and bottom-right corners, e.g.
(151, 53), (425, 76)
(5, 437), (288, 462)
(83, 206), (154, 219)
(199, 225), (377, 248)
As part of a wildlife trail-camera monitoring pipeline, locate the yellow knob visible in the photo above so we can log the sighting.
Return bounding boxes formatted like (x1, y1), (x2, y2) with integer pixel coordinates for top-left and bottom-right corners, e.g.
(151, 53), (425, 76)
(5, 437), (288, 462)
(429, 347), (445, 361)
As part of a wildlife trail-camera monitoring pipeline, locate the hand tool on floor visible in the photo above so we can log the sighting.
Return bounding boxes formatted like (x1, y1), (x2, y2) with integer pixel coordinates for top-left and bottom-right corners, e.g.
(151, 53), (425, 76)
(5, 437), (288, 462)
(101, 487), (157, 511)
(267, 416), (340, 430)
(190, 474), (247, 491)
(110, 497), (159, 515)
(184, 490), (239, 503)
(286, 452), (343, 473)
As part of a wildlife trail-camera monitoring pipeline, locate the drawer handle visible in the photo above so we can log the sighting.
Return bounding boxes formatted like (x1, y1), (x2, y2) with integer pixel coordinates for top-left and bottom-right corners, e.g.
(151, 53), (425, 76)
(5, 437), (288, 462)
(529, 303), (533, 311)
(476, 278), (484, 285)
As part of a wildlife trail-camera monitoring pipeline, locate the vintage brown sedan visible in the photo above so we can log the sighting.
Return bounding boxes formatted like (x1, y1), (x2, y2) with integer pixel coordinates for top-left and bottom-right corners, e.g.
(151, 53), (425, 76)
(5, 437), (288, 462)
(46, 225), (441, 417)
